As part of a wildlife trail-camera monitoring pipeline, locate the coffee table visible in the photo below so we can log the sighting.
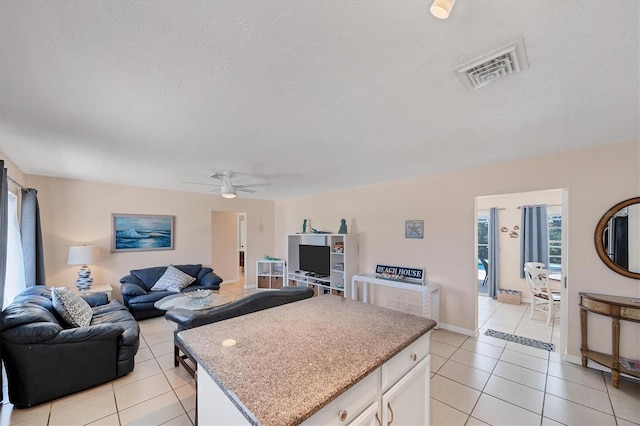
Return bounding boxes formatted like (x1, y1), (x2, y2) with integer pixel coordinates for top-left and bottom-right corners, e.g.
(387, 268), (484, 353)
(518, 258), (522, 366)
(154, 292), (236, 311)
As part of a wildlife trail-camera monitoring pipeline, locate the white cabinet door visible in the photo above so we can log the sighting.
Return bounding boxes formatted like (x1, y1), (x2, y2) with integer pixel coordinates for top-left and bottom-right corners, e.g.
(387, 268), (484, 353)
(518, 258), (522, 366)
(381, 356), (429, 426)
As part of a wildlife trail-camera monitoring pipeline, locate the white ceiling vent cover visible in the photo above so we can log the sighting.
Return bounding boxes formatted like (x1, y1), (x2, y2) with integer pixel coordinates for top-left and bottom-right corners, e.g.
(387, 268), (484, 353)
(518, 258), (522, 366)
(454, 39), (529, 90)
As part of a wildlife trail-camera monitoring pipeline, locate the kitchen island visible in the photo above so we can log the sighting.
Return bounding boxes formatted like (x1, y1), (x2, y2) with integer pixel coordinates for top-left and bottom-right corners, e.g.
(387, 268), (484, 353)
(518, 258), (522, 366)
(178, 294), (437, 425)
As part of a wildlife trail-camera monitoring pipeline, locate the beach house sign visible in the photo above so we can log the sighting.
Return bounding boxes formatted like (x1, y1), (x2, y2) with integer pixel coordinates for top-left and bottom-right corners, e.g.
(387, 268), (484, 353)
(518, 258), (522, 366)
(375, 264), (425, 283)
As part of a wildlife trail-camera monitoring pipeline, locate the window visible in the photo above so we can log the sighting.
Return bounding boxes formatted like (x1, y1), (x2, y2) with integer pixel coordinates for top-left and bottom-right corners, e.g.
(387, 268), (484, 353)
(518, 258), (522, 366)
(4, 192), (26, 307)
(478, 216), (489, 267)
(548, 213), (562, 271)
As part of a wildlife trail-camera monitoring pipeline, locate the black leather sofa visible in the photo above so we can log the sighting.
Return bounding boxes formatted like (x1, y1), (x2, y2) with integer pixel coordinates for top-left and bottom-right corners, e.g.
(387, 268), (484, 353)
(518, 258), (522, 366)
(165, 286), (314, 376)
(0, 286), (140, 407)
(120, 264), (223, 320)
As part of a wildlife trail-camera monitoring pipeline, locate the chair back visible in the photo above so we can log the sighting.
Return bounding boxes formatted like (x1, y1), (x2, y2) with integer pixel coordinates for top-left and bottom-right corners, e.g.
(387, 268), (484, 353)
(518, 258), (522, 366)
(524, 266), (551, 295)
(524, 262), (545, 269)
(480, 258), (489, 272)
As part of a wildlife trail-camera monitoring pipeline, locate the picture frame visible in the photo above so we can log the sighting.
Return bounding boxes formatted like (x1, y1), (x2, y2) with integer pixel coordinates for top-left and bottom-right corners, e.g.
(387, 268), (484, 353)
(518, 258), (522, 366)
(111, 213), (175, 253)
(405, 220), (424, 239)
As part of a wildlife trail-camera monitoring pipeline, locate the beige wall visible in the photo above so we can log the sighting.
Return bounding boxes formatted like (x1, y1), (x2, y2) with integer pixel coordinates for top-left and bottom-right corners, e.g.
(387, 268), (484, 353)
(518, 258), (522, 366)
(275, 140), (640, 362)
(24, 175), (275, 299)
(477, 189), (563, 297)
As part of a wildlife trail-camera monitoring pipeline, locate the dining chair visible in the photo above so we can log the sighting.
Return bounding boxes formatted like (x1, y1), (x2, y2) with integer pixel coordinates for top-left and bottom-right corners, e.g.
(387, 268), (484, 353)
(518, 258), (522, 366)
(524, 261), (545, 269)
(523, 266), (560, 326)
(480, 258), (489, 286)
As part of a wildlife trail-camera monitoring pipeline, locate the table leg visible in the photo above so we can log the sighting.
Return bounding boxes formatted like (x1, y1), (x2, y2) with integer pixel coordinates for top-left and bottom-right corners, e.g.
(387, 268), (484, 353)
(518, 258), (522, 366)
(580, 308), (588, 367)
(612, 317), (620, 388)
(363, 282), (369, 304)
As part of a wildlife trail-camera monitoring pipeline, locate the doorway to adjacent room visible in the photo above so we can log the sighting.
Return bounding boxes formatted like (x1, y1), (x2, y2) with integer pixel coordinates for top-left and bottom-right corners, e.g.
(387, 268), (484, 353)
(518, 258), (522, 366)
(475, 188), (568, 355)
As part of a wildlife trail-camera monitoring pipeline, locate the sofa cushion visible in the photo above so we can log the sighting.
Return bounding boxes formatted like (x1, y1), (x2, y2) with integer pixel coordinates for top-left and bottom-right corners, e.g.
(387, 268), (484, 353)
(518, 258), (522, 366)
(151, 265), (196, 292)
(130, 267), (169, 290)
(197, 270), (224, 287)
(51, 288), (93, 328)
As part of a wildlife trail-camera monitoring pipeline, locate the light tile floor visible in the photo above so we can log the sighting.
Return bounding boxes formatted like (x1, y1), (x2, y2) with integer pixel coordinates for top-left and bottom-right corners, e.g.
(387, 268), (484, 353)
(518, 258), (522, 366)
(2, 290), (638, 425)
(430, 296), (640, 426)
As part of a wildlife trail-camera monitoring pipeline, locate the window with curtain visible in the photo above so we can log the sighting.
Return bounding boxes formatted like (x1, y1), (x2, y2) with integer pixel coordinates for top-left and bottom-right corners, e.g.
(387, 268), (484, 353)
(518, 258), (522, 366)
(4, 192), (26, 306)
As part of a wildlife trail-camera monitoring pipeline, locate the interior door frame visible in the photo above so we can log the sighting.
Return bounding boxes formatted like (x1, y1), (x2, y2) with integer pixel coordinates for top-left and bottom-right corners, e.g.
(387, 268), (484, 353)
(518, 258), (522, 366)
(473, 189), (569, 354)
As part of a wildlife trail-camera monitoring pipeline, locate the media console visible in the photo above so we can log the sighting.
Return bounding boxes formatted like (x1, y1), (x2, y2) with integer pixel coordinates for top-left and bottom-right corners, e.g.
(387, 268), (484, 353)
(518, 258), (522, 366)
(287, 234), (358, 298)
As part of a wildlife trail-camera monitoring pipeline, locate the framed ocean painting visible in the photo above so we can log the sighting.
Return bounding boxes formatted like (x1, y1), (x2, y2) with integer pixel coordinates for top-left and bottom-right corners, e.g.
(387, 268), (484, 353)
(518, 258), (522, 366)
(111, 213), (175, 253)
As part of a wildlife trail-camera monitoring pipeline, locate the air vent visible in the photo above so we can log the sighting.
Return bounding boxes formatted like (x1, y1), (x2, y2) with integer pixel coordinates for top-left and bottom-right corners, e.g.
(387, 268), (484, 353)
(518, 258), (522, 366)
(454, 39), (529, 90)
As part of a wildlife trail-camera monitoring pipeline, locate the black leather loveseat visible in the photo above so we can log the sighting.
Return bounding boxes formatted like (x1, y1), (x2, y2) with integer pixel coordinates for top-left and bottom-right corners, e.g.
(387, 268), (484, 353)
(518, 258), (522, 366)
(0, 286), (139, 407)
(120, 264), (223, 320)
(166, 286), (314, 376)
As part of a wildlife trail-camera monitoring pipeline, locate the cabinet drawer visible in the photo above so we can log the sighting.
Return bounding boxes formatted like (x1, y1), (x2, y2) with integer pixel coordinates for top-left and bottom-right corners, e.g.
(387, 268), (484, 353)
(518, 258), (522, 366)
(258, 276), (270, 288)
(272, 277), (283, 289)
(381, 333), (430, 392)
(347, 402), (378, 426)
(304, 369), (378, 425)
(582, 297), (611, 315)
(621, 306), (640, 321)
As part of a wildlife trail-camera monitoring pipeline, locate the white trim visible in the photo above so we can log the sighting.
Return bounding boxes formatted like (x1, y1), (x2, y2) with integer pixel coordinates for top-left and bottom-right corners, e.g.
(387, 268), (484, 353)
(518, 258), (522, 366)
(438, 322), (476, 337)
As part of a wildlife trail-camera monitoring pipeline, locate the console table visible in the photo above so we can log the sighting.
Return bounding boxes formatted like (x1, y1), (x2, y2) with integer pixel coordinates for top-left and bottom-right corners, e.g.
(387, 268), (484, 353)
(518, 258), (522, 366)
(352, 273), (440, 325)
(579, 292), (640, 387)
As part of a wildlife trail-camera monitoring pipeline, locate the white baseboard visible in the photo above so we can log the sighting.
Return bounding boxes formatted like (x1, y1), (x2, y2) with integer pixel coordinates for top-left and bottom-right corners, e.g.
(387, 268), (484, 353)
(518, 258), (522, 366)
(437, 322), (477, 337)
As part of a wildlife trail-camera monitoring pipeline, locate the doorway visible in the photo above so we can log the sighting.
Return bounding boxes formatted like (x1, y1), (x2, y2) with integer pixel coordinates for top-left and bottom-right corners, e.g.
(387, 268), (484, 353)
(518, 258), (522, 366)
(475, 189), (568, 355)
(211, 211), (247, 288)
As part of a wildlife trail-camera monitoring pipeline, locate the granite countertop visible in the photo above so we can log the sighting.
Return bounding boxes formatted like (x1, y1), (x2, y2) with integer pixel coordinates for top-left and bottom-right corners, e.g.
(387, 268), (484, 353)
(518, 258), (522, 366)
(178, 294), (436, 426)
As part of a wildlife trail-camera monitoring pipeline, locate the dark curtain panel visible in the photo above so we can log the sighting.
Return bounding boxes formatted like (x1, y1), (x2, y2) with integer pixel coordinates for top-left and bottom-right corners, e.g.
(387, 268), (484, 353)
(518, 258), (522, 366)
(0, 161), (7, 398)
(0, 161), (8, 308)
(21, 188), (45, 286)
(613, 216), (629, 269)
(487, 207), (500, 298)
(520, 205), (549, 278)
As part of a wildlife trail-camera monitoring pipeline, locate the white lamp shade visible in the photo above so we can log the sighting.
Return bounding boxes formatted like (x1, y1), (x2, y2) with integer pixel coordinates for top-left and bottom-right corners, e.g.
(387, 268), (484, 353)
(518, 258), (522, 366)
(68, 246), (101, 265)
(430, 0), (456, 19)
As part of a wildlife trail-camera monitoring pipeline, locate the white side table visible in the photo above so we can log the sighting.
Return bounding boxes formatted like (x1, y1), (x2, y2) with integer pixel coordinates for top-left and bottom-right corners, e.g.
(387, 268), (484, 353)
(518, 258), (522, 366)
(77, 284), (112, 300)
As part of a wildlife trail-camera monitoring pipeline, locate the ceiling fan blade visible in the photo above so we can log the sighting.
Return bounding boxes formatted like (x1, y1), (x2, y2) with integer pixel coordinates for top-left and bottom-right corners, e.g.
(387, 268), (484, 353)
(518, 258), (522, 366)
(208, 171), (235, 181)
(237, 188), (257, 193)
(234, 183), (271, 190)
(181, 181), (222, 187)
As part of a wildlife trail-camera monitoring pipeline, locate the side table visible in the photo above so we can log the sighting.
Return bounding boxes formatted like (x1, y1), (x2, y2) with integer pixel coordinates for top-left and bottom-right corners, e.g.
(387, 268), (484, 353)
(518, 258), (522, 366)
(579, 292), (640, 387)
(77, 284), (113, 300)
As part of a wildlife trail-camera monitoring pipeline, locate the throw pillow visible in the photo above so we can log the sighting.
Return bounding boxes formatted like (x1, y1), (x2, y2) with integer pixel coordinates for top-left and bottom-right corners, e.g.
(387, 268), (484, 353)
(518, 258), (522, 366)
(51, 287), (93, 328)
(150, 265), (196, 292)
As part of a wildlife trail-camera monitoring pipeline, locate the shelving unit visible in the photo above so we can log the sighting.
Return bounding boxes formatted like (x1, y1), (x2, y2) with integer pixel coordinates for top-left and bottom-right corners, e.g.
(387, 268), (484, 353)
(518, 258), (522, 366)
(256, 260), (285, 289)
(286, 234), (358, 298)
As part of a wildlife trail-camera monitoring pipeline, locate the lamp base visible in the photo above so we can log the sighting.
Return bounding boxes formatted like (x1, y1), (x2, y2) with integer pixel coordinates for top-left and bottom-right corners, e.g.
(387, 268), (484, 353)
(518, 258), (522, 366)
(76, 265), (93, 290)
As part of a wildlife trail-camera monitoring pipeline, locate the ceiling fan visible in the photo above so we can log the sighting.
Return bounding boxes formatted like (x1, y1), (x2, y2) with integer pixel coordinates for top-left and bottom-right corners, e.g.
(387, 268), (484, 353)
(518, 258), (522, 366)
(184, 172), (270, 198)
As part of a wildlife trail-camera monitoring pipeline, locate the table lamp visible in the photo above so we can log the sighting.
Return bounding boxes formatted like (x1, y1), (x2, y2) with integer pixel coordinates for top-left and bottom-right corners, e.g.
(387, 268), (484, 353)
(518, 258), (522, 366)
(68, 246), (101, 290)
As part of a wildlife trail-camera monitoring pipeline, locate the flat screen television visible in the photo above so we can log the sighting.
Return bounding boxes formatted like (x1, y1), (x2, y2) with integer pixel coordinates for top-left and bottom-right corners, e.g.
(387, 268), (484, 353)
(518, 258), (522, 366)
(299, 244), (330, 276)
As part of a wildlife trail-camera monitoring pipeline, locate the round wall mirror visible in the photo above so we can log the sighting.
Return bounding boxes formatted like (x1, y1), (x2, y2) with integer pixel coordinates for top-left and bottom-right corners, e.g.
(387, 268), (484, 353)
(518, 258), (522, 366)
(594, 197), (640, 279)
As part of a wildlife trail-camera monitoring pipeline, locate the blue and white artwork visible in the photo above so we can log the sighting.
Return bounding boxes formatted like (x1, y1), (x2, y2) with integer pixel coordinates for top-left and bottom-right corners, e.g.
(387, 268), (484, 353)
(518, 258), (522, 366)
(112, 214), (174, 252)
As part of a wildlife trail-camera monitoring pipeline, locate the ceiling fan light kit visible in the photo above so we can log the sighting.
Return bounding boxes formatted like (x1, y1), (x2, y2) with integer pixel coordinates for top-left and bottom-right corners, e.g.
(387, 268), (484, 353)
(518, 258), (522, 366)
(194, 171), (269, 199)
(221, 185), (237, 199)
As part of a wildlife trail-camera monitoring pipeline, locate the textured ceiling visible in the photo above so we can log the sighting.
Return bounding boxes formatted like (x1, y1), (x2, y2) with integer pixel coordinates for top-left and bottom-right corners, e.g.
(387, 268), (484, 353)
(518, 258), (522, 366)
(0, 0), (638, 200)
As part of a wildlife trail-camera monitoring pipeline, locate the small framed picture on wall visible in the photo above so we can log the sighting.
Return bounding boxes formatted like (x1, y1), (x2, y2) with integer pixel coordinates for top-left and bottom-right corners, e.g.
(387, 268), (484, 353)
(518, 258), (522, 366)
(405, 220), (424, 239)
